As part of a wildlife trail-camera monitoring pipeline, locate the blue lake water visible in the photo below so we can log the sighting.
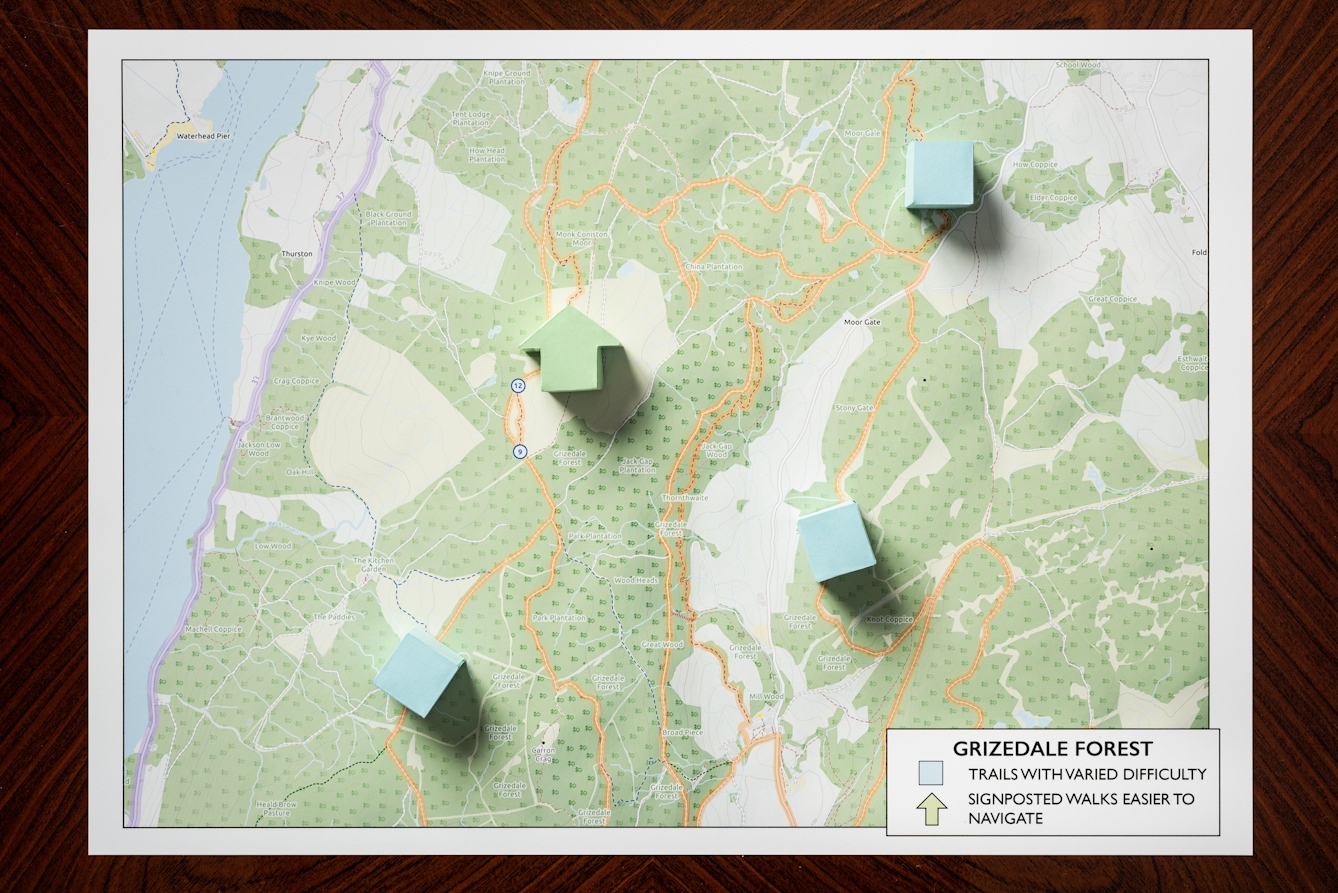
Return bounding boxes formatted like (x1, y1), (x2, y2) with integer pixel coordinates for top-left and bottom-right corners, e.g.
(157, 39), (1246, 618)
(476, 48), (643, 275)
(798, 121), (831, 153)
(122, 60), (323, 755)
(1013, 708), (1053, 729)
(1085, 461), (1108, 495)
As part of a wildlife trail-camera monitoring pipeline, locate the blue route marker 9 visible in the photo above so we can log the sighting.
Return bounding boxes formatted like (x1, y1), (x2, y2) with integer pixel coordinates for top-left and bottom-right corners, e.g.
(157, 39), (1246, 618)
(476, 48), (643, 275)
(510, 378), (527, 394)
(513, 444), (528, 460)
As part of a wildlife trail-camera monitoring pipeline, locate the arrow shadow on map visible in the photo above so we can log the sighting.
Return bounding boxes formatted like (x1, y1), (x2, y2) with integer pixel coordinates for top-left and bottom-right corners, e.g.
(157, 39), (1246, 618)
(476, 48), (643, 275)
(563, 346), (648, 435)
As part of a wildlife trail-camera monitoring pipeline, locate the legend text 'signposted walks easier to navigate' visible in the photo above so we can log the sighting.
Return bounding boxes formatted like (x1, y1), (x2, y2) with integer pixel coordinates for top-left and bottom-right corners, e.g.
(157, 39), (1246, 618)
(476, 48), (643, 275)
(887, 730), (1220, 836)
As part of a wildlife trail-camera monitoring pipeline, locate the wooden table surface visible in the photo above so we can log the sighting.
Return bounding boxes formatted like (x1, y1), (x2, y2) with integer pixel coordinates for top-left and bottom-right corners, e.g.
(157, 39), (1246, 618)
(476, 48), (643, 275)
(1, 1), (1334, 889)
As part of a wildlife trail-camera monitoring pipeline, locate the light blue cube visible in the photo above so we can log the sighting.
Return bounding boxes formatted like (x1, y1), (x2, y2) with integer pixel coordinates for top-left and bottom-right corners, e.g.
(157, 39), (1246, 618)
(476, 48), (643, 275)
(374, 626), (465, 718)
(796, 500), (877, 582)
(919, 760), (944, 786)
(906, 140), (975, 210)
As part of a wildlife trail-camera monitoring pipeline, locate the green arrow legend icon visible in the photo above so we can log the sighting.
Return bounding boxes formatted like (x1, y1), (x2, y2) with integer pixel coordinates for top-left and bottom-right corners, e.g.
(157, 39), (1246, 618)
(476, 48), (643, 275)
(917, 793), (947, 826)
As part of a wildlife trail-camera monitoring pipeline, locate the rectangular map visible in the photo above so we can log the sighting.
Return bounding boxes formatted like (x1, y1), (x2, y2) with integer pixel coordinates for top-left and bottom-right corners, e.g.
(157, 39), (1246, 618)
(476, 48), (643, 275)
(120, 54), (1212, 832)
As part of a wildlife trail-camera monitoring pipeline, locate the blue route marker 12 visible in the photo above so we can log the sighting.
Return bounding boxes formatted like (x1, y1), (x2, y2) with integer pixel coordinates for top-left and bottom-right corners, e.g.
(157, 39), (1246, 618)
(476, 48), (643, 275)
(510, 378), (526, 394)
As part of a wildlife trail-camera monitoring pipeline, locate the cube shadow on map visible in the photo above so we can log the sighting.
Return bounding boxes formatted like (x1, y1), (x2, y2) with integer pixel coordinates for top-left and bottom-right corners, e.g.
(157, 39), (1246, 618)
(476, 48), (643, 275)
(822, 558), (894, 612)
(967, 162), (1009, 257)
(816, 549), (911, 652)
(917, 163), (1011, 272)
(412, 660), (488, 752)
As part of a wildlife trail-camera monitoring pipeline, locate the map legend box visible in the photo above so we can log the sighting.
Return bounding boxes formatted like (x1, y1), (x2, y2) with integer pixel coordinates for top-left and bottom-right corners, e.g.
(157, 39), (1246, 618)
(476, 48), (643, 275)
(886, 729), (1220, 837)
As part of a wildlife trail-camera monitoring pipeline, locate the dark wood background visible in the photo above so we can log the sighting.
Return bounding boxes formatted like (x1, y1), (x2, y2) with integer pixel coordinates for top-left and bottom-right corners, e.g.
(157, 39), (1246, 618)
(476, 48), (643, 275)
(1, 0), (1334, 889)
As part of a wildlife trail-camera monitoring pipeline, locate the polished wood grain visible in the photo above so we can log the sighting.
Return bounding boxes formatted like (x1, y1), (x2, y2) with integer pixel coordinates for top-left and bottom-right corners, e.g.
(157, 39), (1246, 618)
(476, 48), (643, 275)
(1, 1), (1334, 889)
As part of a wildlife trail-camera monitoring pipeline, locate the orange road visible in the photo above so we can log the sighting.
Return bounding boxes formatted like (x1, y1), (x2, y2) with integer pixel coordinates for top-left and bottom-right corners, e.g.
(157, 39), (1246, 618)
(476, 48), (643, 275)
(774, 732), (798, 826)
(526, 60), (923, 321)
(692, 734), (747, 825)
(391, 60), (943, 828)
(944, 547), (1017, 727)
(514, 454), (617, 822)
(387, 60), (607, 828)
(692, 732), (796, 826)
(503, 383), (617, 822)
(828, 222), (946, 506)
(651, 298), (767, 822)
(383, 706), (426, 826)
(427, 369), (546, 642)
(637, 62), (944, 827)
(654, 643), (692, 825)
(550, 177), (910, 310)
(851, 539), (1014, 825)
(521, 61), (601, 316)
(813, 582), (925, 660)
(382, 378), (621, 825)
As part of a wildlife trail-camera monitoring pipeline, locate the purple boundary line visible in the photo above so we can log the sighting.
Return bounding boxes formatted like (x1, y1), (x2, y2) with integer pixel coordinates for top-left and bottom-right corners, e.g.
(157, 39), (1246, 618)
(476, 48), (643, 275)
(129, 60), (392, 827)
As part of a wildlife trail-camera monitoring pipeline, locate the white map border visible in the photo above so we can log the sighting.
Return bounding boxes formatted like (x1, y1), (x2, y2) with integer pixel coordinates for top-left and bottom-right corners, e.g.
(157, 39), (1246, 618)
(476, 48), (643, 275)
(89, 28), (1252, 856)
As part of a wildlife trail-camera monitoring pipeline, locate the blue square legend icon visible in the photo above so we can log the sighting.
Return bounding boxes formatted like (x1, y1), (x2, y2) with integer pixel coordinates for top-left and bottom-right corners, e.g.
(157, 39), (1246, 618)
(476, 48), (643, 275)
(796, 500), (877, 582)
(374, 626), (465, 718)
(905, 140), (976, 210)
(919, 760), (944, 786)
